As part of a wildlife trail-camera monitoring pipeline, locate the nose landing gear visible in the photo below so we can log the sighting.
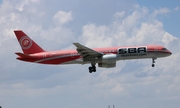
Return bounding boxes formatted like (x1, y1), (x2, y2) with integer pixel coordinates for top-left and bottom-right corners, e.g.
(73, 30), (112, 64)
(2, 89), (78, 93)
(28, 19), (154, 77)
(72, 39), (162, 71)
(152, 58), (156, 67)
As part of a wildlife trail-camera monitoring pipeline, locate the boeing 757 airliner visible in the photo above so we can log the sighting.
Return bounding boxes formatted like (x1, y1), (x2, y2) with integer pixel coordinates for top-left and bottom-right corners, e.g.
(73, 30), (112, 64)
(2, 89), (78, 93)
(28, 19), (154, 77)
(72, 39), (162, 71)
(14, 30), (172, 73)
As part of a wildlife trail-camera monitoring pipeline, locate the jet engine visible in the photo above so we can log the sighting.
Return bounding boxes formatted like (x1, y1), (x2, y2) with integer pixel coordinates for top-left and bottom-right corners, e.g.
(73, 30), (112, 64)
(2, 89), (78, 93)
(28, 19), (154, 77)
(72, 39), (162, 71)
(98, 54), (117, 68)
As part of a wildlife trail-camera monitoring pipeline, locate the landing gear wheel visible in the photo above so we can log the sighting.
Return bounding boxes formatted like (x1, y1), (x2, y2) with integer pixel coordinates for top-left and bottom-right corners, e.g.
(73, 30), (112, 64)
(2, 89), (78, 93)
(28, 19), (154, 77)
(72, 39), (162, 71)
(89, 67), (93, 73)
(152, 64), (155, 67)
(88, 65), (96, 73)
(92, 66), (96, 72)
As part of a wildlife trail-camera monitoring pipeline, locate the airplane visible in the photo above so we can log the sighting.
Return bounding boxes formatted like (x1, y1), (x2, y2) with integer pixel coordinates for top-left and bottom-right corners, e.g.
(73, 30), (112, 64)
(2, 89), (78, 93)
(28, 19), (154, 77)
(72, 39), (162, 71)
(14, 30), (172, 73)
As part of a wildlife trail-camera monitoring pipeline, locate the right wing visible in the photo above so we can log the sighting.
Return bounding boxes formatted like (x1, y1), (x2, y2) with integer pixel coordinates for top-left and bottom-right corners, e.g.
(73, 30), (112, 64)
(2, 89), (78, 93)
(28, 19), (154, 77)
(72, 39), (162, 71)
(73, 43), (103, 58)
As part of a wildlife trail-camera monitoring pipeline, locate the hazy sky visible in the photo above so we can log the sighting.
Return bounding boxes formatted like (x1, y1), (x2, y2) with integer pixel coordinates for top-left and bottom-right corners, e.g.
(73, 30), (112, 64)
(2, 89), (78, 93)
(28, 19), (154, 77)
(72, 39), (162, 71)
(0, 0), (180, 108)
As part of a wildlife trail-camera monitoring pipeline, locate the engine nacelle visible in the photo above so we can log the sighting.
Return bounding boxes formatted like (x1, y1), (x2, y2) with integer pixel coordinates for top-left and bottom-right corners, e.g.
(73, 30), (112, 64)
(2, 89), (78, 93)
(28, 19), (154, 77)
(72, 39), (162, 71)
(98, 54), (117, 68)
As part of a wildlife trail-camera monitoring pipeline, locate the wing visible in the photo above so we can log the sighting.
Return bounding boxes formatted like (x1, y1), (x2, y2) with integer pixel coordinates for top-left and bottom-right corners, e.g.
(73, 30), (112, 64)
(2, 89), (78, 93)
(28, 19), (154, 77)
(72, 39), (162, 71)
(73, 43), (103, 58)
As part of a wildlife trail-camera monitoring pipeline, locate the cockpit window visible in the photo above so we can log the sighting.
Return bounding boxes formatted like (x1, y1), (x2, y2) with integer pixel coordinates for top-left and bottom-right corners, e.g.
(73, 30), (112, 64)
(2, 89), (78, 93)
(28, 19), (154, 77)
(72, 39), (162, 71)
(162, 48), (167, 50)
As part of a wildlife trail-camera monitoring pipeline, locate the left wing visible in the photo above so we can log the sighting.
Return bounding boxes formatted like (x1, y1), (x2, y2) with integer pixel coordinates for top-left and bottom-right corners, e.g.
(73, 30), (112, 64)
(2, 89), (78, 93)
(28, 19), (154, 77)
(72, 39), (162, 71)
(73, 43), (103, 58)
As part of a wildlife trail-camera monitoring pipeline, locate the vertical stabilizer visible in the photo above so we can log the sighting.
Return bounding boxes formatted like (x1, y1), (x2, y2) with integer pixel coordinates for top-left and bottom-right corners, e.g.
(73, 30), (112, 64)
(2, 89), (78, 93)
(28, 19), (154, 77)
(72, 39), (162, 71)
(14, 30), (45, 54)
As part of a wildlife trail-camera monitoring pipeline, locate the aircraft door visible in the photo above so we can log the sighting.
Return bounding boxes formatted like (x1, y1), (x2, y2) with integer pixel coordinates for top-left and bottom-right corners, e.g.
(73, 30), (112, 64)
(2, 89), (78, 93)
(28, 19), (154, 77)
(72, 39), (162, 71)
(154, 47), (158, 56)
(43, 54), (46, 59)
(71, 53), (74, 58)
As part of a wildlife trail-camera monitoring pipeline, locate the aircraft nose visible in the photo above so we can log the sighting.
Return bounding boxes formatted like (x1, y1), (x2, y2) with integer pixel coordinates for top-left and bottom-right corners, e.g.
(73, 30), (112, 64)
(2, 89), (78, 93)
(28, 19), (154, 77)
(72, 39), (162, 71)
(167, 50), (172, 56)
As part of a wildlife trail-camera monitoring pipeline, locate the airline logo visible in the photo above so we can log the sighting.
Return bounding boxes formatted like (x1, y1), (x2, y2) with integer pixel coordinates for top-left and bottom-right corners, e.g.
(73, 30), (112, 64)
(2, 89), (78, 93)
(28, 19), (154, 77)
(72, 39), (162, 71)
(118, 46), (147, 57)
(19, 36), (32, 49)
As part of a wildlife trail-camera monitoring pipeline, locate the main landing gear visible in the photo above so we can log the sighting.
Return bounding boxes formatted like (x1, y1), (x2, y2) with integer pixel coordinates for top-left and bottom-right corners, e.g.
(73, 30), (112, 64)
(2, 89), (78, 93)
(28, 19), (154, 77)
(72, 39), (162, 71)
(89, 64), (96, 73)
(152, 58), (156, 67)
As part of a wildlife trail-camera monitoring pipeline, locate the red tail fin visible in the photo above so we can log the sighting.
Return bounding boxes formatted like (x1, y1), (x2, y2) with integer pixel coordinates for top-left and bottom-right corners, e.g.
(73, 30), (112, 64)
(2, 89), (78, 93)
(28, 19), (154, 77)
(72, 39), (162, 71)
(14, 30), (45, 54)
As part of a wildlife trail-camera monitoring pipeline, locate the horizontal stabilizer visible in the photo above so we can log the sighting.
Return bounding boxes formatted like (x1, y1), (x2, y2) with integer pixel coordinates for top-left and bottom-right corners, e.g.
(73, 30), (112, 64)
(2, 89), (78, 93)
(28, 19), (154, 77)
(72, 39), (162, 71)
(15, 52), (33, 58)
